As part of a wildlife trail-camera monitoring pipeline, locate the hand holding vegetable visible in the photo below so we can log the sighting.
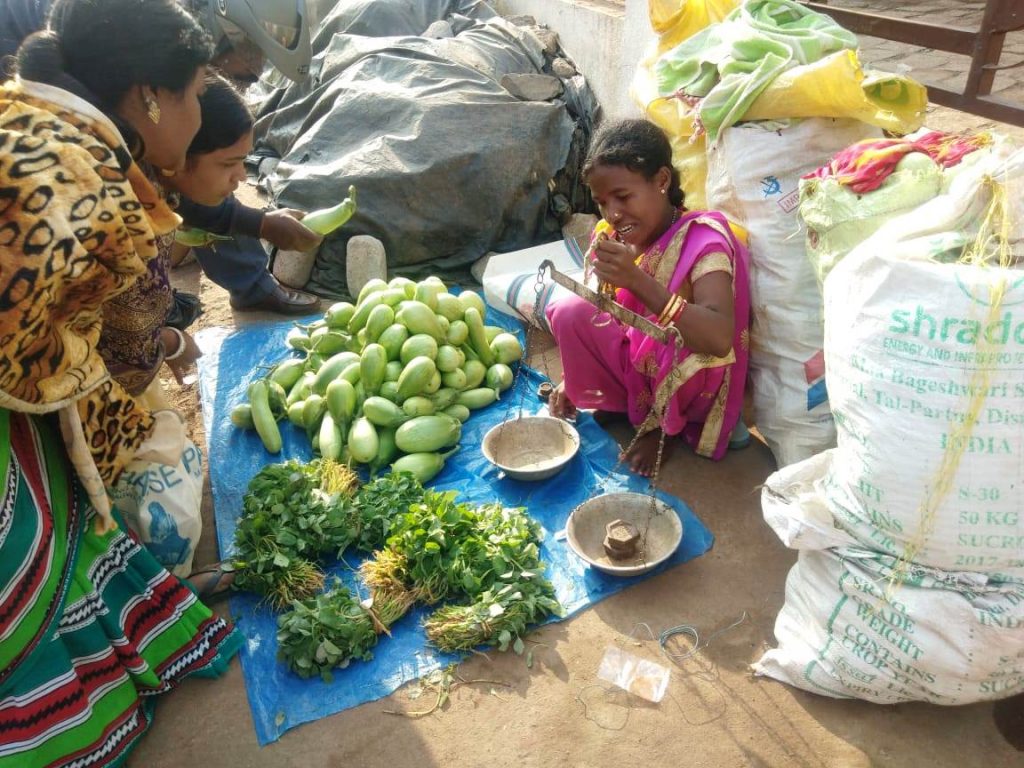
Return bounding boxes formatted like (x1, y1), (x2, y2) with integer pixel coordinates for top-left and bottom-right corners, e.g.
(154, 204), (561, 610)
(301, 185), (357, 236)
(260, 209), (324, 252)
(591, 237), (643, 293)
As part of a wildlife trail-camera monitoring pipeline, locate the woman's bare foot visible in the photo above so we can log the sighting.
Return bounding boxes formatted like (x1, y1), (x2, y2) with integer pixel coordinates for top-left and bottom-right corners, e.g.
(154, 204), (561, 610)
(548, 381), (578, 420)
(621, 429), (674, 477)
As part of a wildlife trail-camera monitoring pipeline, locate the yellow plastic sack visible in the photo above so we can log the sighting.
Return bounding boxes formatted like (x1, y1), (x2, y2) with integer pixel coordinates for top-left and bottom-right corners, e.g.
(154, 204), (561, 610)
(633, 55), (706, 208)
(635, 2), (739, 210)
(649, 0), (739, 55)
(636, 4), (924, 214)
(644, 96), (709, 210)
(743, 50), (927, 134)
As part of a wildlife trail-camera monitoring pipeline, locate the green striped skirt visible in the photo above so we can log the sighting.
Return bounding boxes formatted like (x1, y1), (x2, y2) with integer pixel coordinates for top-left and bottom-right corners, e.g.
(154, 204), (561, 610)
(0, 411), (242, 767)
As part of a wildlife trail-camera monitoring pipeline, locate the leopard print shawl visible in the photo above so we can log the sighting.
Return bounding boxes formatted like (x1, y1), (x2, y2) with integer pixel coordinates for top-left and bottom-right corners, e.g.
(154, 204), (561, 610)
(0, 79), (181, 493)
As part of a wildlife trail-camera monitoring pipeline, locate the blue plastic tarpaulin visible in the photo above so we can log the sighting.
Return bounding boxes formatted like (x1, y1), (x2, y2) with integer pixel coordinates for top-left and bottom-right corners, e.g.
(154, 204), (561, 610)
(196, 312), (713, 745)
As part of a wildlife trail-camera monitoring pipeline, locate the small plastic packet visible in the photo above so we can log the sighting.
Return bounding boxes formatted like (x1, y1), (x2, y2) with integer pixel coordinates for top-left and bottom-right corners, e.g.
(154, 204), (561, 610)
(596, 646), (670, 703)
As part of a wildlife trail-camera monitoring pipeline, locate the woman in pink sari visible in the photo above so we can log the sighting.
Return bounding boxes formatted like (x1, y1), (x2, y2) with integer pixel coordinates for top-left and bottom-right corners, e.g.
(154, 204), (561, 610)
(547, 119), (750, 475)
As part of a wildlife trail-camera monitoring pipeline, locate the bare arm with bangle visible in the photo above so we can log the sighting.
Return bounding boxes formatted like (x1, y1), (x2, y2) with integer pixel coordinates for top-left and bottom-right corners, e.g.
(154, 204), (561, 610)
(160, 326), (201, 383)
(590, 238), (735, 358)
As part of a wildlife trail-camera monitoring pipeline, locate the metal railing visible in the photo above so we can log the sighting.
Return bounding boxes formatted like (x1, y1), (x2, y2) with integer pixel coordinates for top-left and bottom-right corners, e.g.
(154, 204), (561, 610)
(804, 0), (1024, 125)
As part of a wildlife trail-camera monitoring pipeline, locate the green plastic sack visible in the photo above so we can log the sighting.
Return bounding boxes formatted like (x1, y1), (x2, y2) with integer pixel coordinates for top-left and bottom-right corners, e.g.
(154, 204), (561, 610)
(799, 152), (943, 284)
(654, 0), (859, 141)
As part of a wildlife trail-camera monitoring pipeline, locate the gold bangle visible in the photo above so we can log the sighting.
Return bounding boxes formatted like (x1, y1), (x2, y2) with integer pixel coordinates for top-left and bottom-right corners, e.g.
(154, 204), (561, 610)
(657, 294), (682, 325)
(656, 295), (676, 324)
(668, 298), (688, 326)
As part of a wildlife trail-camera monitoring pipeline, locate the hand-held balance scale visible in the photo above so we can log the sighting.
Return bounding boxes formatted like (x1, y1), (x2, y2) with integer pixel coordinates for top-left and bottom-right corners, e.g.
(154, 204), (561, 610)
(480, 259), (684, 578)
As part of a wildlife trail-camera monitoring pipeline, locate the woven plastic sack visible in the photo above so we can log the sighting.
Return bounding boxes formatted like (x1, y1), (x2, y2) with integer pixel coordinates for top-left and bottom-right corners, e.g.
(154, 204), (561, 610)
(648, 0), (739, 56)
(706, 118), (880, 467)
(756, 456), (1024, 705)
(634, 2), (923, 246)
(754, 145), (1024, 705)
(743, 49), (926, 134)
(633, 2), (738, 210)
(814, 145), (1024, 574)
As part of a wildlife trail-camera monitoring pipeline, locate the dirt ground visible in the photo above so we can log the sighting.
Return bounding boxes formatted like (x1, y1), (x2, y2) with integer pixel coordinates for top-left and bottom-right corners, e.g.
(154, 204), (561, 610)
(127, 97), (1023, 766)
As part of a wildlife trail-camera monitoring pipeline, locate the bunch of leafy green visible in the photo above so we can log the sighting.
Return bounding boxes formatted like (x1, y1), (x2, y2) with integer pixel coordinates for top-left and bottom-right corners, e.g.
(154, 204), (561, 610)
(362, 492), (562, 654)
(277, 579), (417, 680)
(378, 491), (480, 603)
(424, 574), (561, 653)
(448, 502), (545, 598)
(418, 502), (560, 652)
(236, 465), (560, 675)
(231, 460), (357, 607)
(276, 584), (378, 680)
(350, 471), (426, 553)
(375, 495), (548, 601)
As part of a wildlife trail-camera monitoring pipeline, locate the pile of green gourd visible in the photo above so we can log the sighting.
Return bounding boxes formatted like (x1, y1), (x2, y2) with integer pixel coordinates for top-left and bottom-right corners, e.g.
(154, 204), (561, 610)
(232, 275), (523, 482)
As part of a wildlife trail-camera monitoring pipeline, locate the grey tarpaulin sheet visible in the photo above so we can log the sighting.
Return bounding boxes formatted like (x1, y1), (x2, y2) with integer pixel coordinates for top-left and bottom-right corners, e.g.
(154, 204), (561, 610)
(252, 0), (590, 297)
(252, 0), (500, 150)
(195, 310), (714, 744)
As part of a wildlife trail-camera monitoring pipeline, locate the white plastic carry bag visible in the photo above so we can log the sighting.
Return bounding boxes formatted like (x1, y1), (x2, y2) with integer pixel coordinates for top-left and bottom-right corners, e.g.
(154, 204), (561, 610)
(482, 237), (587, 329)
(111, 438), (204, 577)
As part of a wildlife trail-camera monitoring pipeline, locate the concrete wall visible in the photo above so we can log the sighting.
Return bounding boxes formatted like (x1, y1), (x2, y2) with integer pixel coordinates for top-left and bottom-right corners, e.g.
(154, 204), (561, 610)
(495, 0), (654, 121)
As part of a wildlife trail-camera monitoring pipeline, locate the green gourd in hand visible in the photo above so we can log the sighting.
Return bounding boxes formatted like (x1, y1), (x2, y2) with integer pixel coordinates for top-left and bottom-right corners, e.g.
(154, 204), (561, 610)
(302, 185), (358, 236)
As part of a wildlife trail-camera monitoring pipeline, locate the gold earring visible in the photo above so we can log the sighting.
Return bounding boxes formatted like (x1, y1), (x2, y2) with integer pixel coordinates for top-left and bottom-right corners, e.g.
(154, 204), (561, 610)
(146, 98), (161, 125)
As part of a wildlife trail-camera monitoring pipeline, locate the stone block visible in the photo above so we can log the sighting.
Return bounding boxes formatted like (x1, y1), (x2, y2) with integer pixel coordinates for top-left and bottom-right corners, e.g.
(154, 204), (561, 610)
(346, 235), (387, 298)
(551, 57), (576, 78)
(500, 73), (563, 102)
(423, 20), (453, 39)
(562, 213), (599, 249)
(532, 27), (560, 56)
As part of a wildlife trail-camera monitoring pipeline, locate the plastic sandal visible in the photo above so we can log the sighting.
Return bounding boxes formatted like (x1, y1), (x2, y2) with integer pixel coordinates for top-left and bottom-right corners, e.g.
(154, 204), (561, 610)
(186, 562), (235, 602)
(728, 420), (752, 451)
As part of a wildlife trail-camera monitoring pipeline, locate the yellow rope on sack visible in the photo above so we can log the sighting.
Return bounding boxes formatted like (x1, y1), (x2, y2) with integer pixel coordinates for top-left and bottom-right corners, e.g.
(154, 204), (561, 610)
(889, 175), (1013, 595)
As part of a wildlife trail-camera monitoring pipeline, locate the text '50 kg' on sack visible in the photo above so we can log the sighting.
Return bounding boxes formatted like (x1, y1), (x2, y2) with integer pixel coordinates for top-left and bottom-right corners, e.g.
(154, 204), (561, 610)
(755, 142), (1024, 705)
